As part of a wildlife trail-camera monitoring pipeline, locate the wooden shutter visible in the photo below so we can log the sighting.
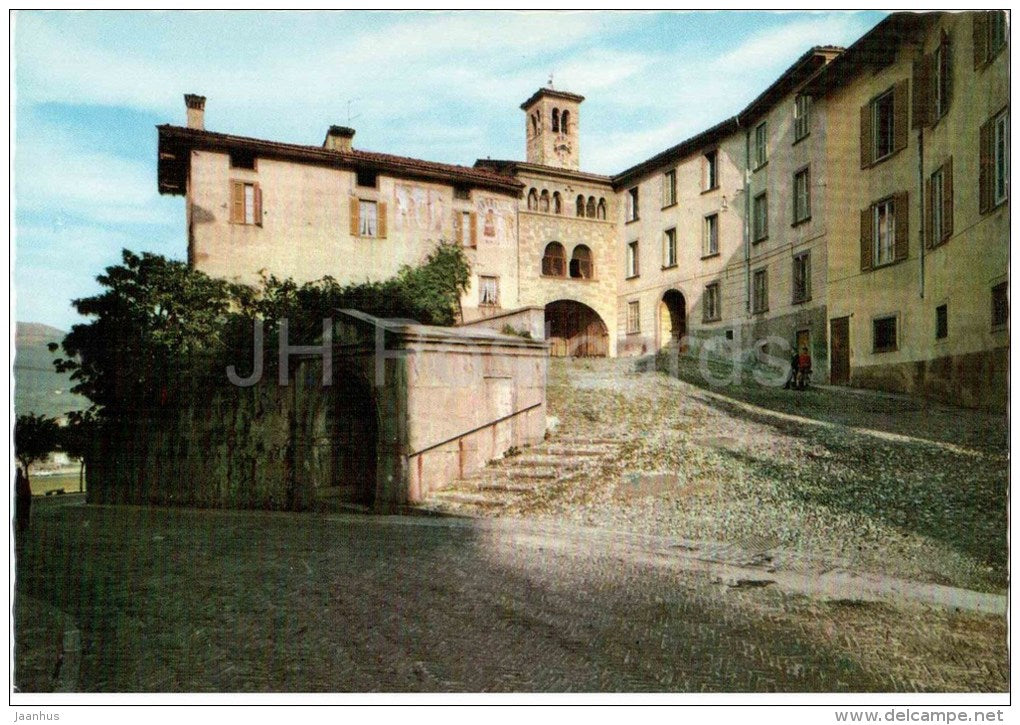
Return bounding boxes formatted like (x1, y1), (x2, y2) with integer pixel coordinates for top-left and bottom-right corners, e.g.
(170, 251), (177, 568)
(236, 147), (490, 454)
(893, 79), (909, 153)
(979, 118), (993, 214)
(469, 212), (478, 246)
(860, 207), (873, 271)
(805, 254), (811, 299)
(941, 34), (952, 115)
(349, 197), (360, 237)
(924, 177), (933, 249)
(912, 56), (931, 129)
(253, 184), (263, 227)
(377, 201), (387, 239)
(230, 181), (244, 223)
(973, 11), (988, 69)
(943, 156), (953, 239)
(894, 190), (909, 261)
(454, 212), (463, 245)
(860, 102), (873, 168)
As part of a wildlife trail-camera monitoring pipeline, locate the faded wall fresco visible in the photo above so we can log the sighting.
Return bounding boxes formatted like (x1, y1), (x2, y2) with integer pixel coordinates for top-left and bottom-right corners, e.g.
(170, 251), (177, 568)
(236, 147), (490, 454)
(475, 196), (516, 247)
(394, 184), (447, 236)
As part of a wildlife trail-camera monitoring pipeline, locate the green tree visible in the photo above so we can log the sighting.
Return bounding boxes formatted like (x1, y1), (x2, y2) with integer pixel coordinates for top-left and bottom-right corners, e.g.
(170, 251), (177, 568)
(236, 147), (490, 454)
(14, 413), (60, 487)
(50, 249), (239, 417)
(60, 409), (97, 493)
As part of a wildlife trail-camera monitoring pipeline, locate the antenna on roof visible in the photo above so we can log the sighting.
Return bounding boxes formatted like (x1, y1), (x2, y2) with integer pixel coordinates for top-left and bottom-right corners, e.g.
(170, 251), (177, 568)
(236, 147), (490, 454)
(345, 98), (361, 125)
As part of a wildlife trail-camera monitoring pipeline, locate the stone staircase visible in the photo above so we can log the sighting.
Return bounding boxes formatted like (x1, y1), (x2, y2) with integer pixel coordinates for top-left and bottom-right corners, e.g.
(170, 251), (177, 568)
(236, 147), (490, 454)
(414, 433), (627, 516)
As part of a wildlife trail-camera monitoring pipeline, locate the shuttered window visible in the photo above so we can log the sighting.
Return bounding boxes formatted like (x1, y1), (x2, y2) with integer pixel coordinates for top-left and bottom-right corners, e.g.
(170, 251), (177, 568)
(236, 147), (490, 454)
(662, 170), (677, 207)
(794, 95), (811, 142)
(752, 269), (768, 314)
(703, 214), (719, 256)
(230, 181), (262, 226)
(793, 168), (810, 224)
(926, 158), (953, 247)
(663, 228), (677, 268)
(974, 11), (1007, 69)
(980, 109), (1009, 214)
(862, 81), (908, 167)
(350, 198), (387, 238)
(862, 192), (908, 270)
(626, 240), (639, 278)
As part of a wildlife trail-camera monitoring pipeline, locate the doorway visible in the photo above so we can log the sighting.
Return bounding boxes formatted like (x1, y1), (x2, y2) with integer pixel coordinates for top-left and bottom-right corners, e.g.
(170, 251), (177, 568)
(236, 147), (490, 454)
(658, 289), (687, 351)
(829, 317), (850, 385)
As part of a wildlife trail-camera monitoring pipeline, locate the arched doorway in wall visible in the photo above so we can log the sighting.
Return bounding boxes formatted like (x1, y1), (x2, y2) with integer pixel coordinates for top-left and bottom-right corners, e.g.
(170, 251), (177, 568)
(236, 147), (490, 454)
(545, 300), (609, 357)
(328, 367), (378, 506)
(658, 289), (687, 351)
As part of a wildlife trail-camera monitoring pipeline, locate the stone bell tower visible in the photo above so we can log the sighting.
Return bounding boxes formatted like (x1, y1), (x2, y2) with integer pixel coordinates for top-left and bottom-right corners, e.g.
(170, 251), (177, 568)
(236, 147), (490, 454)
(521, 87), (584, 170)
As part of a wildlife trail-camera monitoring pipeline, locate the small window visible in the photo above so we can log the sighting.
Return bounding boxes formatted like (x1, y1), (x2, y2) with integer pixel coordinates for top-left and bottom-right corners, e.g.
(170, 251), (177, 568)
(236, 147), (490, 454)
(703, 214), (719, 257)
(977, 11), (1007, 67)
(873, 316), (898, 353)
(576, 194), (585, 217)
(528, 188), (539, 211)
(356, 169), (378, 188)
(230, 181), (261, 226)
(479, 276), (500, 307)
(627, 187), (639, 222)
(570, 245), (593, 279)
(725, 329), (734, 341)
(454, 185), (471, 201)
(663, 228), (677, 268)
(704, 150), (718, 191)
(553, 191), (562, 214)
(935, 304), (948, 340)
(626, 240), (639, 278)
(793, 167), (811, 224)
(792, 252), (811, 303)
(988, 11), (1007, 57)
(873, 199), (896, 266)
(703, 283), (720, 322)
(752, 268), (768, 314)
(586, 196), (596, 218)
(540, 190), (550, 213)
(753, 192), (768, 241)
(754, 122), (768, 169)
(596, 198), (607, 220)
(551, 108), (560, 133)
(359, 200), (378, 237)
(229, 149), (256, 170)
(794, 95), (811, 142)
(627, 301), (640, 334)
(662, 169), (677, 207)
(992, 282), (1008, 328)
(873, 90), (895, 162)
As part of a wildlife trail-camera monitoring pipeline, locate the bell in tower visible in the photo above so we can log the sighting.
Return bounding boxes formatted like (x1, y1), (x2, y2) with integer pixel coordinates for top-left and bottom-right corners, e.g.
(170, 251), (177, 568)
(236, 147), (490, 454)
(520, 87), (584, 171)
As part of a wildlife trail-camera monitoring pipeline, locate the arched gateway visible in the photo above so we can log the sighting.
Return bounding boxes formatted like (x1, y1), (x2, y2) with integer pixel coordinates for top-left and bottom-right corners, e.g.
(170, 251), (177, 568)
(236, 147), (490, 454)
(658, 289), (687, 351)
(545, 300), (609, 357)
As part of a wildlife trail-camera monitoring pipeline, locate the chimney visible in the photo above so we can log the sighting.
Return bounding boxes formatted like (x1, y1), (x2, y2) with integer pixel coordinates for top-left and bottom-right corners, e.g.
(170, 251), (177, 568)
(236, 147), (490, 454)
(324, 125), (355, 153)
(184, 94), (206, 130)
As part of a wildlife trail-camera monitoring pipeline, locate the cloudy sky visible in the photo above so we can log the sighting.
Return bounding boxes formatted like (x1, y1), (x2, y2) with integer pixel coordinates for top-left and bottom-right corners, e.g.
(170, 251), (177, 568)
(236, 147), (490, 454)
(12, 9), (886, 330)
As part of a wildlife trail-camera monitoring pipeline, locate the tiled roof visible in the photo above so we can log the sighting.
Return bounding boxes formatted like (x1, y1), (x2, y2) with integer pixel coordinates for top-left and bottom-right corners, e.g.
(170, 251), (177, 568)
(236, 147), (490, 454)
(157, 125), (522, 196)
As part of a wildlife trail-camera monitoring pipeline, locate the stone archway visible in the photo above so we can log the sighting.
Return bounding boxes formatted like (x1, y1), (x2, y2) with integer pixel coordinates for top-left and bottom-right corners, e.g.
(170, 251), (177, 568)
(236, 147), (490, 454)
(658, 289), (687, 351)
(545, 300), (609, 357)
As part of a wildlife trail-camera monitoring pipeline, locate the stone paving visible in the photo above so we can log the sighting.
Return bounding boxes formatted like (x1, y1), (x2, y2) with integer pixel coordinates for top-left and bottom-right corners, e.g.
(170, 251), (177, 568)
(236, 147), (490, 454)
(13, 502), (1009, 692)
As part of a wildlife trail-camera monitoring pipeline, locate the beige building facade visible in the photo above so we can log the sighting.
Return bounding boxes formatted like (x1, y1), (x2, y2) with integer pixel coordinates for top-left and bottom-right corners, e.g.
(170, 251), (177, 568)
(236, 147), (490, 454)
(157, 11), (1008, 409)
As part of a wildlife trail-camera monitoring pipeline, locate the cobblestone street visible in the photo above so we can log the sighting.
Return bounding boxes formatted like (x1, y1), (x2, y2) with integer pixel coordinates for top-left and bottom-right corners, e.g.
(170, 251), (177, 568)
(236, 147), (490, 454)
(14, 501), (1008, 692)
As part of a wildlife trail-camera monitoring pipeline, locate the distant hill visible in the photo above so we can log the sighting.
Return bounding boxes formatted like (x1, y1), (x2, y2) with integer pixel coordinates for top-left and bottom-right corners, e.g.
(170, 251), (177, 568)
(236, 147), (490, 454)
(14, 322), (91, 420)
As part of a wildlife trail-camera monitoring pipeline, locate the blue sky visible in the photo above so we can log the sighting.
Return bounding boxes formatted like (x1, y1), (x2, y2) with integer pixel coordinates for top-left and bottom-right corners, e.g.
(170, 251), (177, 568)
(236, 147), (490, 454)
(12, 10), (886, 331)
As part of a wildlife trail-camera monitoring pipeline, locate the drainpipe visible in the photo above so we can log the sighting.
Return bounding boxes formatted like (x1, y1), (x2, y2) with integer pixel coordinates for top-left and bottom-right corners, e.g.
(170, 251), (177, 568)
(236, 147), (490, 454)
(917, 127), (925, 299)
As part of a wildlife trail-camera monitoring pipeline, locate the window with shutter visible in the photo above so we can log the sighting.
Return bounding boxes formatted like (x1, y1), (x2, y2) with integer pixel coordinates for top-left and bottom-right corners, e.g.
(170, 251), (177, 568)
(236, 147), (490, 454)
(793, 168), (810, 224)
(753, 193), (768, 241)
(860, 207), (873, 271)
(626, 240), (639, 278)
(703, 283), (720, 322)
(794, 95), (811, 142)
(663, 228), (677, 268)
(479, 276), (500, 307)
(752, 269), (768, 314)
(358, 200), (378, 237)
(873, 198), (896, 267)
(230, 181), (261, 226)
(703, 214), (719, 257)
(627, 301), (640, 334)
(793, 252), (811, 303)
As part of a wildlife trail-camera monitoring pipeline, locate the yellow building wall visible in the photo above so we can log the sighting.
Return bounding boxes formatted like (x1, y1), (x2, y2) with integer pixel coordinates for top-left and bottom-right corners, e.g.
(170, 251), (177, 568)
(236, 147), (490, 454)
(823, 11), (1008, 407)
(187, 149), (521, 319)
